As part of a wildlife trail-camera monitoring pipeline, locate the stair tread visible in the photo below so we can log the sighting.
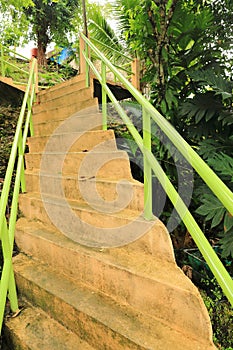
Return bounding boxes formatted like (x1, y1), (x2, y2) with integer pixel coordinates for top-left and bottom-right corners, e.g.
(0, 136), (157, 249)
(25, 169), (141, 185)
(4, 303), (95, 350)
(27, 129), (115, 140)
(26, 149), (128, 155)
(33, 87), (93, 112)
(33, 96), (97, 117)
(25, 149), (132, 178)
(37, 74), (86, 96)
(13, 253), (212, 350)
(16, 217), (194, 291)
(20, 191), (147, 220)
(33, 97), (97, 116)
(27, 129), (116, 151)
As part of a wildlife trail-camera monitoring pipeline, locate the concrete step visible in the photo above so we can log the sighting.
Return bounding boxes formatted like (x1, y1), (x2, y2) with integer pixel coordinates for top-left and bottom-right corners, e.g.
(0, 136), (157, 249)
(25, 150), (133, 179)
(33, 86), (94, 115)
(18, 192), (157, 249)
(12, 253), (215, 350)
(3, 302), (95, 350)
(24, 171), (144, 212)
(27, 129), (116, 153)
(32, 97), (99, 128)
(36, 74), (87, 104)
(15, 217), (214, 345)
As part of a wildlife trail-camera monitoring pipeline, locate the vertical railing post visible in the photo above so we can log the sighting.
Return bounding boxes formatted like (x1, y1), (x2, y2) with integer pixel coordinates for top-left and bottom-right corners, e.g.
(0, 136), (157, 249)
(1, 45), (5, 77)
(18, 130), (26, 193)
(29, 60), (36, 137)
(0, 218), (18, 329)
(79, 36), (86, 74)
(34, 58), (38, 94)
(29, 96), (34, 137)
(131, 58), (140, 91)
(79, 35), (90, 88)
(143, 107), (153, 220)
(101, 62), (107, 130)
(85, 41), (90, 88)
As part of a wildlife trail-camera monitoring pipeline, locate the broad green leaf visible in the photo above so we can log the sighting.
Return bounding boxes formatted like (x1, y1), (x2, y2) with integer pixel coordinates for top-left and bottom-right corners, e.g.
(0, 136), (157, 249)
(196, 194), (226, 228)
(224, 212), (233, 232)
(160, 99), (167, 114)
(211, 207), (225, 228)
(219, 229), (233, 258)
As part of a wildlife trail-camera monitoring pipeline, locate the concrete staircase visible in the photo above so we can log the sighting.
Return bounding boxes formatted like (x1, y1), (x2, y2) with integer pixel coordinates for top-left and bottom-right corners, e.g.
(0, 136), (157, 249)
(3, 74), (216, 349)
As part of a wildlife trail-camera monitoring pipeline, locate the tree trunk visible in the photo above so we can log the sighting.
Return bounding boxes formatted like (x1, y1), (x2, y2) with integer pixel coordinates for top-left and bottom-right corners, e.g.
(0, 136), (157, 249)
(147, 0), (178, 108)
(37, 42), (47, 67)
(36, 28), (49, 67)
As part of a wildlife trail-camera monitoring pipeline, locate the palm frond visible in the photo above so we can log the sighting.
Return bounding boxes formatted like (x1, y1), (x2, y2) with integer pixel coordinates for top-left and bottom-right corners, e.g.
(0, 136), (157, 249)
(87, 2), (131, 64)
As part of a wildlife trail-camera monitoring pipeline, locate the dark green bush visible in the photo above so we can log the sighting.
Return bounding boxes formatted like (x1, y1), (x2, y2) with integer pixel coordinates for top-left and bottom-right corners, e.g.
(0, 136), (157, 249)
(201, 277), (233, 350)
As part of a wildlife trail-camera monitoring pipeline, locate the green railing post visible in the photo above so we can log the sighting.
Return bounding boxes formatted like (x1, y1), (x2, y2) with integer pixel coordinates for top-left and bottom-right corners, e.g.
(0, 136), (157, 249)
(85, 42), (90, 88)
(18, 130), (26, 193)
(143, 107), (153, 220)
(0, 218), (18, 326)
(29, 103), (34, 137)
(1, 45), (5, 77)
(0, 57), (36, 333)
(101, 62), (107, 130)
(27, 89), (35, 137)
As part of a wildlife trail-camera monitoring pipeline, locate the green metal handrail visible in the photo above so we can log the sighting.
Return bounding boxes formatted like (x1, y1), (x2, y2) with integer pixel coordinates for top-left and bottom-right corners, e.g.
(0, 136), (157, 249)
(0, 58), (37, 333)
(80, 33), (233, 306)
(86, 36), (137, 86)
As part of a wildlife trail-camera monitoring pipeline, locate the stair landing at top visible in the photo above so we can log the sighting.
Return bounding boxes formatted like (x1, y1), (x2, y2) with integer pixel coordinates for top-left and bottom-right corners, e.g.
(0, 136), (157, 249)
(0, 77), (25, 106)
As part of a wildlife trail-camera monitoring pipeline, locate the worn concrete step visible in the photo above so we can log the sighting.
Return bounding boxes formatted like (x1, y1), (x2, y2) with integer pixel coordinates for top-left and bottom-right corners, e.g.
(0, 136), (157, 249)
(25, 150), (133, 179)
(32, 97), (99, 128)
(13, 253), (215, 350)
(27, 129), (116, 153)
(3, 302), (95, 350)
(33, 86), (94, 115)
(18, 192), (155, 248)
(24, 171), (144, 211)
(15, 215), (174, 265)
(36, 74), (87, 104)
(33, 111), (103, 139)
(15, 217), (214, 345)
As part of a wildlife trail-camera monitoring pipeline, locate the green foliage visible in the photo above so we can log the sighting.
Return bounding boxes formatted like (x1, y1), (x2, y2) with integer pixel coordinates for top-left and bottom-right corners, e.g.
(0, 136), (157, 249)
(0, 0), (33, 10)
(195, 150), (233, 258)
(179, 69), (233, 136)
(24, 0), (79, 57)
(86, 2), (127, 64)
(0, 4), (29, 46)
(113, 0), (232, 128)
(201, 277), (233, 349)
(38, 61), (77, 87)
(0, 106), (20, 179)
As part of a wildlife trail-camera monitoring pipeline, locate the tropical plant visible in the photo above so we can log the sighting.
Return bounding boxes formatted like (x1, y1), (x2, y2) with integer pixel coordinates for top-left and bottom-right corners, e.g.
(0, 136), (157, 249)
(195, 147), (233, 259)
(201, 276), (233, 349)
(87, 3), (124, 60)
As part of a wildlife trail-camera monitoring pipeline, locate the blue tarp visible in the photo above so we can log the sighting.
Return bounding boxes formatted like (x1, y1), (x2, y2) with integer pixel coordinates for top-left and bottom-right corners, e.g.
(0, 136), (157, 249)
(50, 47), (74, 64)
